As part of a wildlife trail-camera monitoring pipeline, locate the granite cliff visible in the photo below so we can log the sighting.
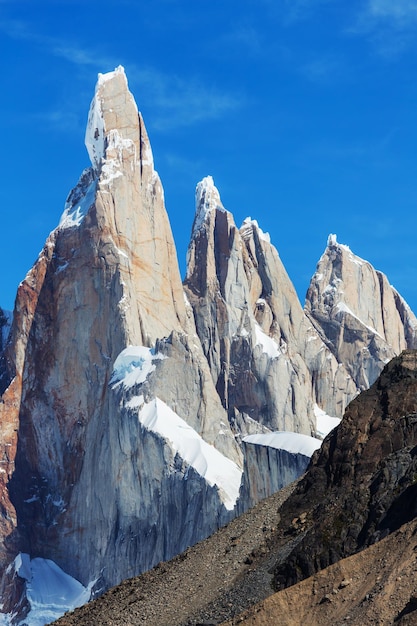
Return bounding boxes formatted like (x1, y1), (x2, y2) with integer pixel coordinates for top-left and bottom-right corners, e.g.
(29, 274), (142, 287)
(184, 182), (358, 436)
(0, 67), (416, 624)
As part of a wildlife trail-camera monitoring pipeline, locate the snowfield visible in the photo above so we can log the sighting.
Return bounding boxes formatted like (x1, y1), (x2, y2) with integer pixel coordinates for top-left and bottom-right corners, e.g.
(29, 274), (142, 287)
(1, 554), (93, 626)
(127, 395), (243, 511)
(110, 345), (166, 388)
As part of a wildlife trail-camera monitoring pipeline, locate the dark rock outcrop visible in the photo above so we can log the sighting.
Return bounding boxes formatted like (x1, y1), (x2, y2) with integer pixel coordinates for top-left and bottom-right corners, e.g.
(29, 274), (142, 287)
(272, 349), (417, 589)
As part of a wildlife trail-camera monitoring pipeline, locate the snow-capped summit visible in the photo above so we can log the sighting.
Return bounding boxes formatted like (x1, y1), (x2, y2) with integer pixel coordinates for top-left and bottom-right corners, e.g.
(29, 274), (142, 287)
(192, 176), (226, 236)
(0, 67), (242, 622)
(85, 65), (142, 175)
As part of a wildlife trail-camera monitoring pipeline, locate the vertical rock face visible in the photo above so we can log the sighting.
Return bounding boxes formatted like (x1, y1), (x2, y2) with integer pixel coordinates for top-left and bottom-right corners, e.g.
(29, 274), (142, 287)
(184, 178), (358, 435)
(305, 234), (417, 390)
(0, 67), (241, 600)
(239, 432), (321, 510)
(79, 66), (188, 345)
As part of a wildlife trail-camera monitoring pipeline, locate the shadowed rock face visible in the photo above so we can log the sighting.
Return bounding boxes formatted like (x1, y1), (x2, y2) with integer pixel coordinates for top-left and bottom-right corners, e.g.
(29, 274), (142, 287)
(305, 235), (417, 391)
(272, 350), (417, 590)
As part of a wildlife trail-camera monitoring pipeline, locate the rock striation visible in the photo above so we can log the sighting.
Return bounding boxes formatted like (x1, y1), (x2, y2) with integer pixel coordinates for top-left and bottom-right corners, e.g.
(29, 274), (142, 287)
(305, 234), (417, 390)
(239, 432), (321, 510)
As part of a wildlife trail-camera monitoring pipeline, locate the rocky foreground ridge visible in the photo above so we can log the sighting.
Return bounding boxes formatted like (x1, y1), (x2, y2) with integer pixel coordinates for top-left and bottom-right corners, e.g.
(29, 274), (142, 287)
(0, 66), (416, 623)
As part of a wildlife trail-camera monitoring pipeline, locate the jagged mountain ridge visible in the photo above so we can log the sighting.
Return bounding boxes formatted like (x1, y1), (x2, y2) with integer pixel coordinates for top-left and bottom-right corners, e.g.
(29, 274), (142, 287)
(185, 180), (358, 436)
(0, 66), (416, 623)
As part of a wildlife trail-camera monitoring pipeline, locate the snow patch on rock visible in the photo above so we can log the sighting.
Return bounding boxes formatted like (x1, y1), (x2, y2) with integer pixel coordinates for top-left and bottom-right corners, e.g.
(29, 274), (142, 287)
(126, 396), (242, 510)
(327, 233), (337, 247)
(254, 324), (280, 358)
(327, 233), (365, 266)
(59, 177), (97, 230)
(110, 346), (166, 388)
(314, 404), (341, 440)
(97, 65), (127, 88)
(240, 217), (271, 243)
(4, 553), (93, 626)
(335, 302), (383, 338)
(100, 129), (137, 186)
(243, 431), (321, 457)
(85, 88), (105, 173)
(193, 176), (225, 235)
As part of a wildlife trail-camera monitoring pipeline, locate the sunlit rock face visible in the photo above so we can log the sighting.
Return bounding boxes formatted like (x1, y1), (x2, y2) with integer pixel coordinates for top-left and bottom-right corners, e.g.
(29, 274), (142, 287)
(0, 68), (241, 605)
(184, 179), (358, 436)
(305, 234), (417, 391)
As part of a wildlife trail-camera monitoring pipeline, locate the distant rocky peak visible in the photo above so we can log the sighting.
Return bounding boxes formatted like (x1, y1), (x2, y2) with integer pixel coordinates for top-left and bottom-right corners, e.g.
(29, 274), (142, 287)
(192, 176), (226, 235)
(60, 67), (158, 233)
(306, 234), (417, 390)
(308, 233), (375, 313)
(325, 232), (368, 266)
(240, 217), (271, 245)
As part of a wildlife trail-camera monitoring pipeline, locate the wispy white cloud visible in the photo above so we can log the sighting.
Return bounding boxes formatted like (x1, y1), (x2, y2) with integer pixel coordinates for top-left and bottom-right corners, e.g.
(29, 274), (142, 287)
(350, 0), (417, 57)
(51, 43), (110, 67)
(259, 0), (417, 58)
(128, 67), (243, 131)
(0, 18), (113, 68)
(1, 19), (242, 131)
(300, 55), (346, 83)
(366, 0), (417, 23)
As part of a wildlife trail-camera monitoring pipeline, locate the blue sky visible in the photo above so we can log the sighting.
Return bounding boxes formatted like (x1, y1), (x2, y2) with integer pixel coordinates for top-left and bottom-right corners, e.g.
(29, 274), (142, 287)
(1, 0), (417, 312)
